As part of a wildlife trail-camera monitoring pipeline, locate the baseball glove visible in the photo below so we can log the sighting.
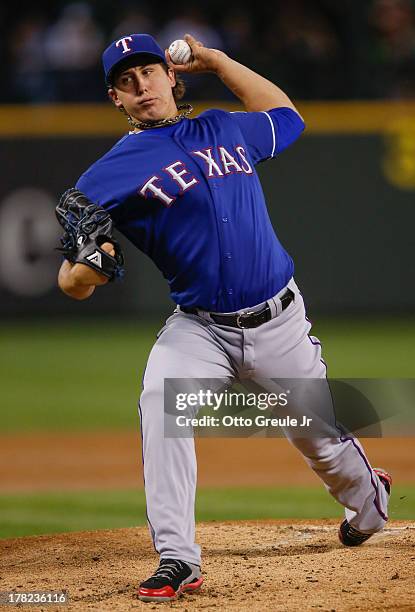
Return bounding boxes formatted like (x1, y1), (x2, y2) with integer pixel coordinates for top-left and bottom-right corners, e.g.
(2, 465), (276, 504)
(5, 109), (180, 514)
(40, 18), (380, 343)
(55, 188), (124, 281)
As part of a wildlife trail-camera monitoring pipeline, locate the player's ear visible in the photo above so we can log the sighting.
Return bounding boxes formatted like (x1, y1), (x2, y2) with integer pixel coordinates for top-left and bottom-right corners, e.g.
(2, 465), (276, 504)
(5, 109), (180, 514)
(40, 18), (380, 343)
(108, 87), (123, 109)
(167, 67), (176, 88)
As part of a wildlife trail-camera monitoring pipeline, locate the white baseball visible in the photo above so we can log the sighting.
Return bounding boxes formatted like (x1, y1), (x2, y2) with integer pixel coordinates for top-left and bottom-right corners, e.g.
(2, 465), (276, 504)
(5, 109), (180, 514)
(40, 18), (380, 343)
(168, 40), (192, 65)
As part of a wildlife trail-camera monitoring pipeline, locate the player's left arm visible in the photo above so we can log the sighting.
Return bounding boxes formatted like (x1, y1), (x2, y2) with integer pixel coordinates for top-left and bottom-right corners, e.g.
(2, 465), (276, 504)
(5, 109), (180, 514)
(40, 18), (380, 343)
(167, 34), (302, 118)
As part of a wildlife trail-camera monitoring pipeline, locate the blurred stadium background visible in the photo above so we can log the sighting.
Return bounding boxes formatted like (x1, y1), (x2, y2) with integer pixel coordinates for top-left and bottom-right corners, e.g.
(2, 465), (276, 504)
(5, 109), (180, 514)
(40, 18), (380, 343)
(1, 0), (414, 538)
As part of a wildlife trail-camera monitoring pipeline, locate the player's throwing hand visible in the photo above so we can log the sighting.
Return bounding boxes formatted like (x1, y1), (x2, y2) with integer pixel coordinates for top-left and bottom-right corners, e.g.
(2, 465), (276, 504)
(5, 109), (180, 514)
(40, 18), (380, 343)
(165, 33), (228, 74)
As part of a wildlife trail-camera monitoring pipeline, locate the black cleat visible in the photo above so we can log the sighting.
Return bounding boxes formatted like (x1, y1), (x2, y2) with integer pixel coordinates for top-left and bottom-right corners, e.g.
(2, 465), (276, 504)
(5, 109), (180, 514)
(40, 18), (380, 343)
(339, 468), (392, 547)
(138, 558), (203, 602)
(338, 519), (373, 547)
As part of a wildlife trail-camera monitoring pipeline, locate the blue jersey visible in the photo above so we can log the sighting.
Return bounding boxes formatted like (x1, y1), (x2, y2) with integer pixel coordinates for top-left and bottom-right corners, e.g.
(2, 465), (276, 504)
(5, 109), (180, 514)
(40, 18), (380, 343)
(76, 107), (305, 312)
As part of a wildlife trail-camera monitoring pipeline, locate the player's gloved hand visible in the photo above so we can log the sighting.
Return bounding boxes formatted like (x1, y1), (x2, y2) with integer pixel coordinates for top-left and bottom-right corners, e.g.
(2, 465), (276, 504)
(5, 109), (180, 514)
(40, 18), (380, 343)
(55, 188), (125, 282)
(165, 33), (228, 75)
(69, 241), (116, 287)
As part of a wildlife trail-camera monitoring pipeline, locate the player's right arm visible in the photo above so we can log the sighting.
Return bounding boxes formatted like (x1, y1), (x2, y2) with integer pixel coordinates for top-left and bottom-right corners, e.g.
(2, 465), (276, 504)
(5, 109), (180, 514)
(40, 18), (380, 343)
(168, 34), (302, 117)
(57, 242), (114, 300)
(168, 35), (304, 163)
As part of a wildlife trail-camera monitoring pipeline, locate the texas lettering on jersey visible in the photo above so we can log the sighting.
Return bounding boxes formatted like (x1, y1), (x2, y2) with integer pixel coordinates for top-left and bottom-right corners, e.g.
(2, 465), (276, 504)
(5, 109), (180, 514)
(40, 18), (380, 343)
(76, 107), (305, 311)
(139, 145), (253, 207)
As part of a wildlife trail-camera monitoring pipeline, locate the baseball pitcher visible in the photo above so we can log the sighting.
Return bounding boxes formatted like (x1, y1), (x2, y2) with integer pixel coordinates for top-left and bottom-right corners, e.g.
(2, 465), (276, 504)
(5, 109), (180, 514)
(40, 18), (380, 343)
(56, 33), (391, 603)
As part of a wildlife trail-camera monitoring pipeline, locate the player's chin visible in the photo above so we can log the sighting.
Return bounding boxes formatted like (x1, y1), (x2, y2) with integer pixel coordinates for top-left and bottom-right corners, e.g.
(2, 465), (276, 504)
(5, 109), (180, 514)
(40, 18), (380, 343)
(134, 100), (166, 122)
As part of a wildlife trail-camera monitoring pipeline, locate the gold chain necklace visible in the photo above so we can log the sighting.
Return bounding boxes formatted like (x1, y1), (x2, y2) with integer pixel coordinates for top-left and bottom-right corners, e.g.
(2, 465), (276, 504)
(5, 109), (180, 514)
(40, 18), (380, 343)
(125, 104), (193, 130)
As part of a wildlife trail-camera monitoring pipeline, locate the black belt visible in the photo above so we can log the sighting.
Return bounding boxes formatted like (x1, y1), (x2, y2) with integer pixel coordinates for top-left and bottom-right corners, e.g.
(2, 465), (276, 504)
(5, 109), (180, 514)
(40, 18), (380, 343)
(181, 288), (294, 329)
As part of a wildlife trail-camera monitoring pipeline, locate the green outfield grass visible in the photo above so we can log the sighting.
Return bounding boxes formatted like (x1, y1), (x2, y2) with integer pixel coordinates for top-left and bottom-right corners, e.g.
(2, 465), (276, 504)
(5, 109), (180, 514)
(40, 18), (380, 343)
(0, 485), (413, 539)
(1, 317), (414, 432)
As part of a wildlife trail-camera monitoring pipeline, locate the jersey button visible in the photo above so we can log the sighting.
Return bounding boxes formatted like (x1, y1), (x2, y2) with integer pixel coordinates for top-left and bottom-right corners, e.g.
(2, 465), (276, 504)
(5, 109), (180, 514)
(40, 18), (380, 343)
(224, 252), (232, 260)
(227, 288), (233, 295)
(222, 217), (228, 223)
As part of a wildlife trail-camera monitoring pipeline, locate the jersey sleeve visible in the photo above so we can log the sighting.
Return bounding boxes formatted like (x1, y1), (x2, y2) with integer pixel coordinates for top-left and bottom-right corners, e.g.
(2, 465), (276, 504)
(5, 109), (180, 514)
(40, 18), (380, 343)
(229, 107), (305, 164)
(76, 167), (124, 225)
(76, 170), (105, 207)
(75, 134), (131, 214)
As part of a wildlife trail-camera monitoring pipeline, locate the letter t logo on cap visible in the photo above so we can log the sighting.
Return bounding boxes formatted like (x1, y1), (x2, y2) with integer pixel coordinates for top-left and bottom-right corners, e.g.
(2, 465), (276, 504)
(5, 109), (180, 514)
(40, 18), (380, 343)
(116, 36), (133, 54)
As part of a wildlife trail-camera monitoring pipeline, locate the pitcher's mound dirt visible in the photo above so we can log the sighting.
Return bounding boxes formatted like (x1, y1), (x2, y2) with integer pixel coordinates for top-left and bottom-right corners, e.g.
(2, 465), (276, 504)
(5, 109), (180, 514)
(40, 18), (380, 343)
(1, 520), (414, 611)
